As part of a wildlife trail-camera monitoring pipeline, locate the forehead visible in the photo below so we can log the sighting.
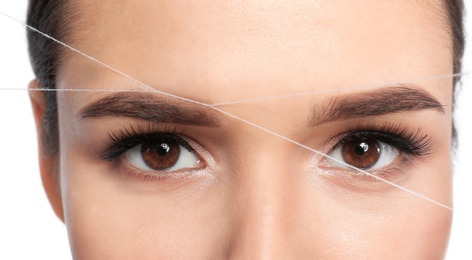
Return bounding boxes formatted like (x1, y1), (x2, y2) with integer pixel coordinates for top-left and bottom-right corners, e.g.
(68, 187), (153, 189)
(62, 0), (452, 102)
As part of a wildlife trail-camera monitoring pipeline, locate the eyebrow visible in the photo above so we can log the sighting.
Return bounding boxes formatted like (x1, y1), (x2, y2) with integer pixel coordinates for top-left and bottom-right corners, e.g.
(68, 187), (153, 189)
(80, 92), (221, 127)
(309, 86), (445, 126)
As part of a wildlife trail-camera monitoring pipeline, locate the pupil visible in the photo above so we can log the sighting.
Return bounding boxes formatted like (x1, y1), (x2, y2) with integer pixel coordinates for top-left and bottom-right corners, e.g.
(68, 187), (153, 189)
(156, 143), (170, 156)
(341, 138), (380, 170)
(141, 141), (181, 171)
(354, 142), (369, 156)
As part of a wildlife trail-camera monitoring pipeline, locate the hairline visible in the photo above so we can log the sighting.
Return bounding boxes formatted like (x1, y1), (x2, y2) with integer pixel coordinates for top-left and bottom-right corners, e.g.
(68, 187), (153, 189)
(26, 0), (465, 155)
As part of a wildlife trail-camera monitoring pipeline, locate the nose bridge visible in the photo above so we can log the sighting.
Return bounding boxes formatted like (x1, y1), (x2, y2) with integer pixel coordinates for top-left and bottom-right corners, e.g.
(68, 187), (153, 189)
(229, 139), (300, 259)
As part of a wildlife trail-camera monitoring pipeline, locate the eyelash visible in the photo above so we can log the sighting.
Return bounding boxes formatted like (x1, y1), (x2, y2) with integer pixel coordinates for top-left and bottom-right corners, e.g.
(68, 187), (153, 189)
(323, 122), (434, 180)
(100, 124), (193, 162)
(99, 122), (433, 182)
(332, 122), (433, 157)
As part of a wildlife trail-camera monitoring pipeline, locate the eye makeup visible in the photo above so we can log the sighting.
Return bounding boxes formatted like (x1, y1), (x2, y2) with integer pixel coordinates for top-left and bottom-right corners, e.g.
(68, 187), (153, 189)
(331, 122), (434, 157)
(100, 124), (192, 162)
(319, 122), (435, 182)
(97, 123), (209, 183)
(97, 118), (435, 186)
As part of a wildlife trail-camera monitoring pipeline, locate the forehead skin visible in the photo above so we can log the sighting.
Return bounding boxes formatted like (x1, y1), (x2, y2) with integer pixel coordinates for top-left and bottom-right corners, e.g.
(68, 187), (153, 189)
(60, 0), (452, 104)
(54, 0), (454, 259)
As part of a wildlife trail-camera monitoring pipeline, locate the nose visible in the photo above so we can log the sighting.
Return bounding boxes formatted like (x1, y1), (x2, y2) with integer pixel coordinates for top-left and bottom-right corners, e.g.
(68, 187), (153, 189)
(227, 139), (309, 259)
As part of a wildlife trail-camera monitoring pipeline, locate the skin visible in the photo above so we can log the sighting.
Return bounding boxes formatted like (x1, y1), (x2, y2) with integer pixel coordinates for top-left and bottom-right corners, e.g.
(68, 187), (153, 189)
(30, 0), (454, 259)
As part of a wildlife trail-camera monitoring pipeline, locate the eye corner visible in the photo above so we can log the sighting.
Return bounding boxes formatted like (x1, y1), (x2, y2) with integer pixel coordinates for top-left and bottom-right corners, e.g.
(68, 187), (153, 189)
(321, 125), (431, 181)
(98, 146), (125, 162)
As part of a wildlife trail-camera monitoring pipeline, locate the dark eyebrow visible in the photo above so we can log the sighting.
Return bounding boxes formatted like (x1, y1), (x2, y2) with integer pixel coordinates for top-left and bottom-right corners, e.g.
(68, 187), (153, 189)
(80, 92), (221, 127)
(310, 86), (445, 126)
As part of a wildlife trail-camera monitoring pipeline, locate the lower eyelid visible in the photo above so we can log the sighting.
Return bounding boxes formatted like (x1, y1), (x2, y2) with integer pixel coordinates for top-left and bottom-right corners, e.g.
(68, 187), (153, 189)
(125, 167), (190, 182)
(115, 144), (211, 182)
(111, 167), (218, 195)
(118, 158), (209, 184)
(318, 151), (415, 182)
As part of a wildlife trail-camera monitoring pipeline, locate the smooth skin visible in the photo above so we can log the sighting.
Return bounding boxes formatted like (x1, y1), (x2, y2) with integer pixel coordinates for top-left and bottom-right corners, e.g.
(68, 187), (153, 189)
(31, 0), (453, 259)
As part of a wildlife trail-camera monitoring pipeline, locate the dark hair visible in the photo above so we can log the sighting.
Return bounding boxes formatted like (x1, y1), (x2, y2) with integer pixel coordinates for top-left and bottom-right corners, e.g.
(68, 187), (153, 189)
(27, 0), (466, 155)
(27, 0), (73, 155)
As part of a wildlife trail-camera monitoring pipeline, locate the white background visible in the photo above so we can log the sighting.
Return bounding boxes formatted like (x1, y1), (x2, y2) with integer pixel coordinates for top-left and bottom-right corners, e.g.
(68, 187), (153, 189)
(0, 1), (470, 259)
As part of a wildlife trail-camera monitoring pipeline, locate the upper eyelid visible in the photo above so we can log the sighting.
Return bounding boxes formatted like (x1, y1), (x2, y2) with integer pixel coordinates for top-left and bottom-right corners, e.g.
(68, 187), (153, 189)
(10, 4), (453, 211)
(100, 130), (191, 161)
(326, 126), (432, 153)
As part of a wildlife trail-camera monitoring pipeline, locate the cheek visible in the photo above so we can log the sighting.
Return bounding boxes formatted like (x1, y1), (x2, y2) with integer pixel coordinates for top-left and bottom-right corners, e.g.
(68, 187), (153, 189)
(56, 95), (453, 258)
(314, 183), (452, 258)
(335, 206), (452, 258)
(302, 140), (453, 258)
(380, 147), (453, 257)
(60, 150), (234, 259)
(59, 152), (453, 259)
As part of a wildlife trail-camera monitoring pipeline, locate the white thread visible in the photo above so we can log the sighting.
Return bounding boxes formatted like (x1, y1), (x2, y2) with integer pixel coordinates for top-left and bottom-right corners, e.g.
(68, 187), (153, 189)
(0, 11), (212, 109)
(211, 106), (453, 211)
(0, 71), (468, 108)
(211, 72), (468, 107)
(0, 10), (453, 211)
(0, 88), (157, 93)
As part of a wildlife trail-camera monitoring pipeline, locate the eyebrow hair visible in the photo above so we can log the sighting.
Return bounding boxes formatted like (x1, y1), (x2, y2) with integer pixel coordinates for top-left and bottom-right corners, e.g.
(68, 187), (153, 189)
(310, 86), (445, 126)
(80, 92), (221, 127)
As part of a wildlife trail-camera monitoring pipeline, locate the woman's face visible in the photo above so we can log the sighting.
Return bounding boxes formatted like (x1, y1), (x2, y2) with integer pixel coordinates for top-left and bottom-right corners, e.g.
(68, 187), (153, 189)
(37, 0), (454, 258)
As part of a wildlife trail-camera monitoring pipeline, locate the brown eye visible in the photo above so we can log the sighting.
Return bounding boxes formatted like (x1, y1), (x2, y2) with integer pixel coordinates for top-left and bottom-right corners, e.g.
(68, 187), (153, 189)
(141, 142), (181, 170)
(124, 137), (201, 172)
(341, 139), (380, 169)
(326, 136), (399, 171)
